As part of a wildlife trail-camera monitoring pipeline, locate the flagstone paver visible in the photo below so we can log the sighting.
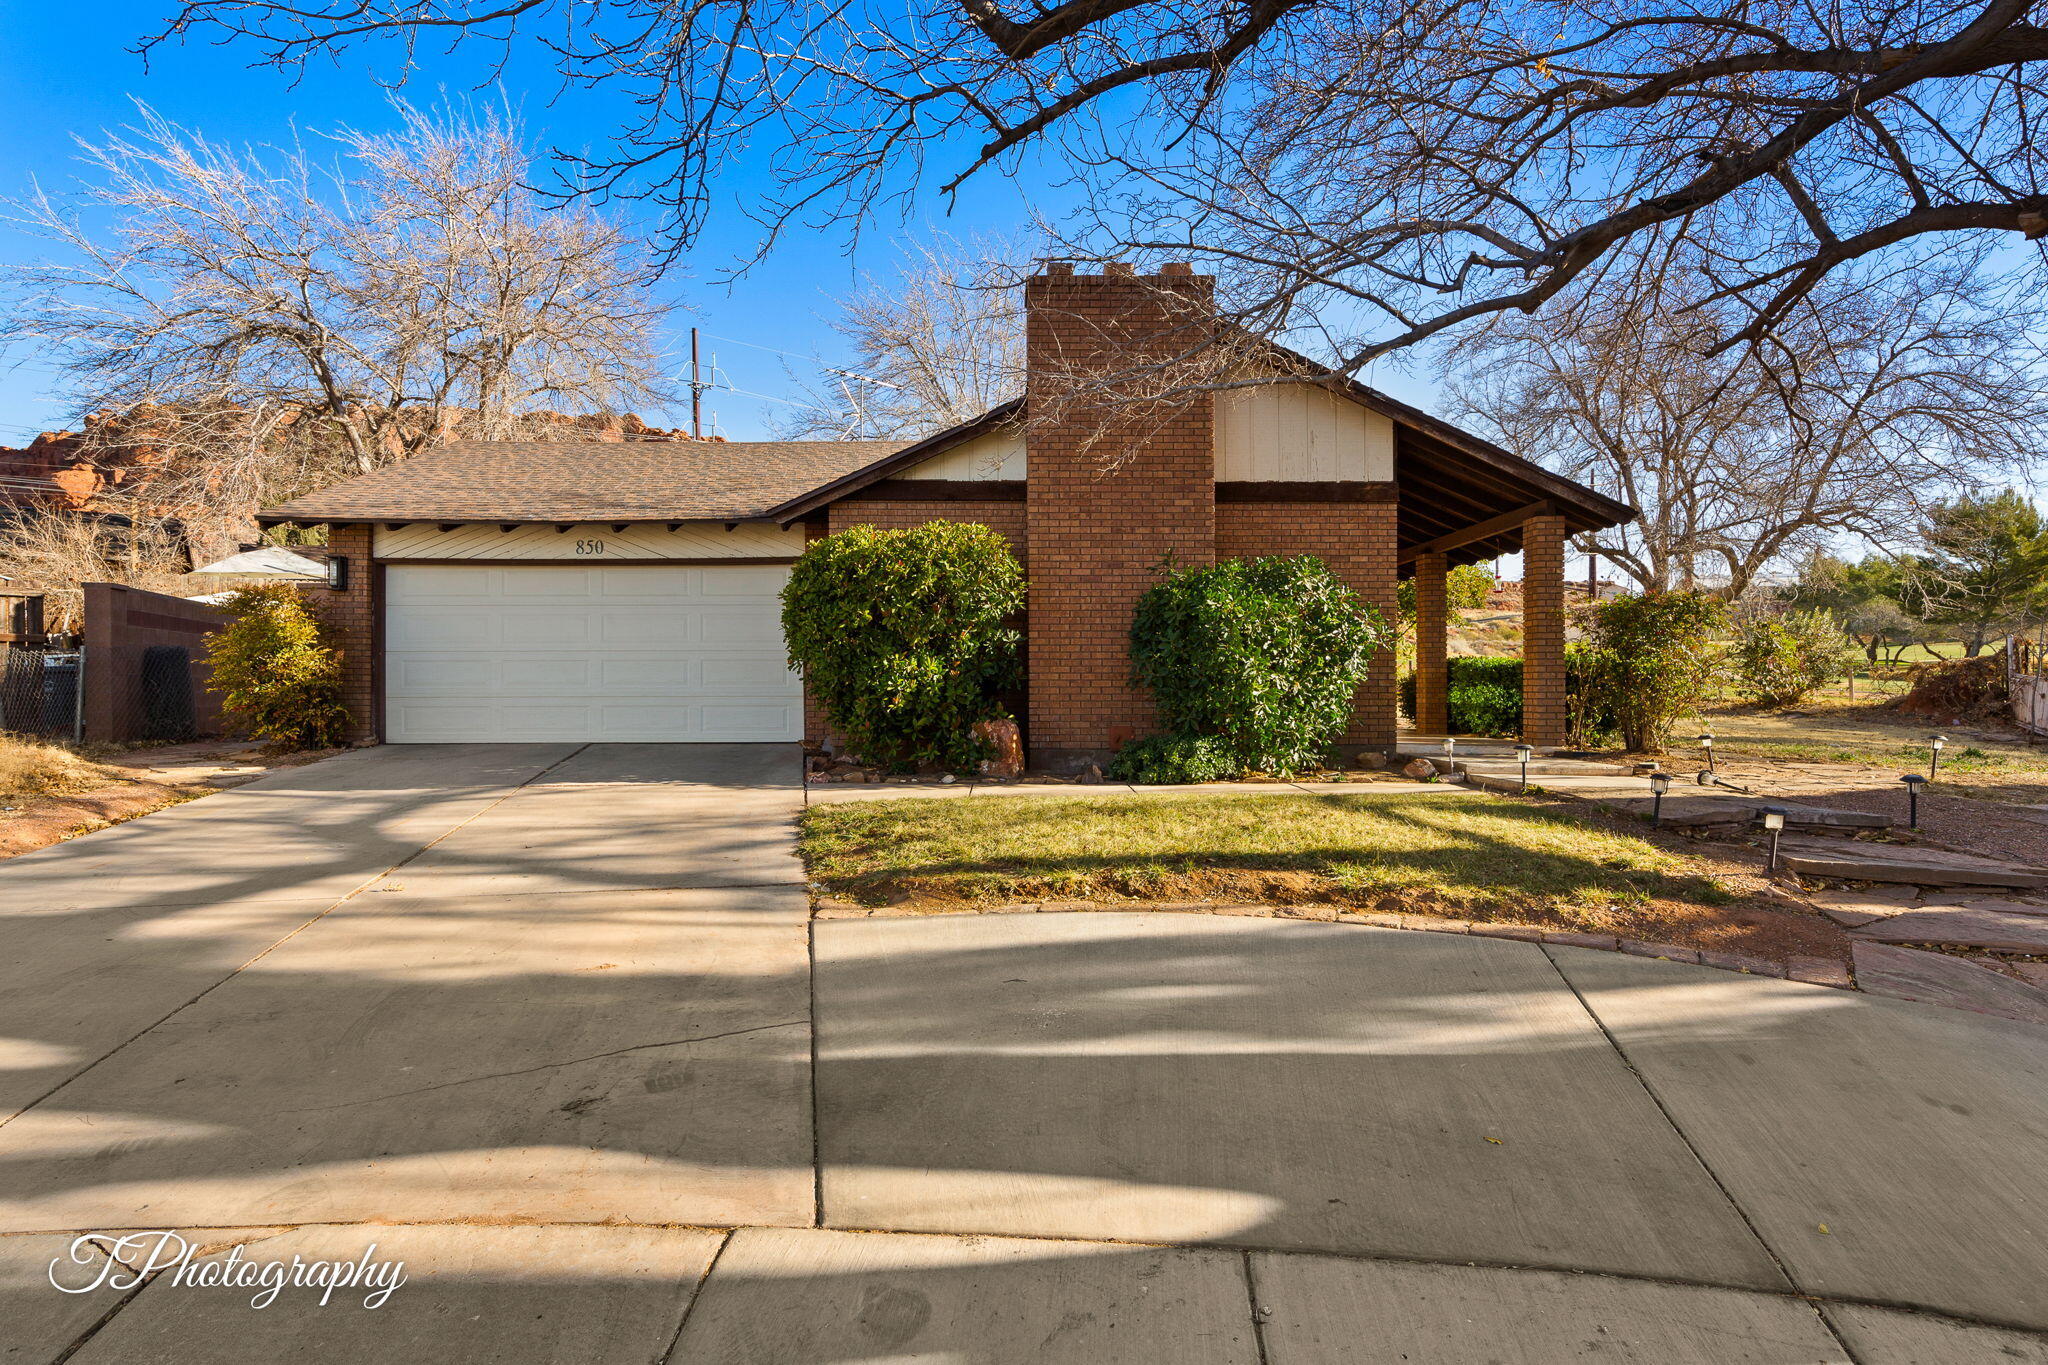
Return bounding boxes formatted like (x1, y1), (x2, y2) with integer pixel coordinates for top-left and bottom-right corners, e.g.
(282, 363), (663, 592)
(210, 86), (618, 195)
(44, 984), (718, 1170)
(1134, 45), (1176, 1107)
(1851, 905), (2048, 952)
(1780, 838), (2048, 889)
(1851, 942), (2048, 1026)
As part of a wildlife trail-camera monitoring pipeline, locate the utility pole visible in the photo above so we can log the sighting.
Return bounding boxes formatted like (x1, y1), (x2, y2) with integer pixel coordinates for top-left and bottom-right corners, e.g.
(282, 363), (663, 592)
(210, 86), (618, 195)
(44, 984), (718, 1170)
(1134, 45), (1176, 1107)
(690, 327), (704, 439)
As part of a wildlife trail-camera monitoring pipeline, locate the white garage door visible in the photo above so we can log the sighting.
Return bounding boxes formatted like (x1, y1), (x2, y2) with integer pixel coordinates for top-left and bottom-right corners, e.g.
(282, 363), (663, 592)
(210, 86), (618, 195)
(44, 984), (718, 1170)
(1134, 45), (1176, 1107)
(383, 564), (802, 743)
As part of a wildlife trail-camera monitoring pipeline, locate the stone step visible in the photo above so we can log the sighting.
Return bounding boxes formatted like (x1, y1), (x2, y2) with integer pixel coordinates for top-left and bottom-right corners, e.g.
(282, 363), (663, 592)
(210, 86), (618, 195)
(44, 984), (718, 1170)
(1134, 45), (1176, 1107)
(1599, 796), (1889, 832)
(1780, 838), (2048, 890)
(1455, 759), (1636, 778)
(1850, 905), (2048, 953)
(1851, 943), (2048, 1026)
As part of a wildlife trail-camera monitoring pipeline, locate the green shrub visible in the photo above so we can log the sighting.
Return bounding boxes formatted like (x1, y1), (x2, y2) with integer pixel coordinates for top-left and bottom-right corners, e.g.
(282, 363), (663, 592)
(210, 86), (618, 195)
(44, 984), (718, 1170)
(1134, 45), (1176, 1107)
(781, 521), (1024, 772)
(1574, 592), (1727, 753)
(1733, 610), (1860, 707)
(1565, 644), (1620, 746)
(1129, 555), (1392, 775)
(1400, 652), (1616, 742)
(1107, 734), (1243, 784)
(1445, 681), (1521, 737)
(205, 584), (351, 749)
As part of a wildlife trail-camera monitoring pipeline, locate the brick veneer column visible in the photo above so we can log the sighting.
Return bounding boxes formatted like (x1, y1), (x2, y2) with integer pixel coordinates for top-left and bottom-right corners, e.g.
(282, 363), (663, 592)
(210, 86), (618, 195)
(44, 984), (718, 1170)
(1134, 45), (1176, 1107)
(1413, 551), (1449, 736)
(313, 522), (379, 744)
(1025, 264), (1216, 771)
(1521, 514), (1567, 747)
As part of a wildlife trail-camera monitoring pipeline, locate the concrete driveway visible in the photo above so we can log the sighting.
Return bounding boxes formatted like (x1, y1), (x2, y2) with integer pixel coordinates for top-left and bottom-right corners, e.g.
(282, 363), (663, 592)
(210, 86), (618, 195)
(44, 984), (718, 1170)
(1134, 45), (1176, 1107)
(2, 744), (2046, 1363)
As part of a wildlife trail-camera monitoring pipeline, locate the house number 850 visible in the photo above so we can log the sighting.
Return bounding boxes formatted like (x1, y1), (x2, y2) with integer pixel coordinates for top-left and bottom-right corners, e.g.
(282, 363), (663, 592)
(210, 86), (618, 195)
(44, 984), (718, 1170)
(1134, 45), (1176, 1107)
(574, 539), (607, 555)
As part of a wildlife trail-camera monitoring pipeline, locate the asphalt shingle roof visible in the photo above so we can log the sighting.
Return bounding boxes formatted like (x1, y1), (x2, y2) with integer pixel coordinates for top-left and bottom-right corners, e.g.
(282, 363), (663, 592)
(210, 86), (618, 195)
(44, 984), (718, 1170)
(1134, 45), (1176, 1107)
(260, 439), (910, 524)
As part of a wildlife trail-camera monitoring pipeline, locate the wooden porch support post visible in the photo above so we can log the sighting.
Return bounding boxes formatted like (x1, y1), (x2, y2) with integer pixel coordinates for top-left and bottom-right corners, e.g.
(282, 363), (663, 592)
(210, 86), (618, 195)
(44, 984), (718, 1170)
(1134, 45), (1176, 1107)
(1522, 514), (1568, 747)
(1413, 552), (1449, 736)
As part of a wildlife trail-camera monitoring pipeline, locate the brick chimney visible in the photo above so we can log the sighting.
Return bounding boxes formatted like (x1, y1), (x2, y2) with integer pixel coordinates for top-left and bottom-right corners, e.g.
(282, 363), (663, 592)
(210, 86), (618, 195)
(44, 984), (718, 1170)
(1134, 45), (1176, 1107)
(1023, 262), (1218, 771)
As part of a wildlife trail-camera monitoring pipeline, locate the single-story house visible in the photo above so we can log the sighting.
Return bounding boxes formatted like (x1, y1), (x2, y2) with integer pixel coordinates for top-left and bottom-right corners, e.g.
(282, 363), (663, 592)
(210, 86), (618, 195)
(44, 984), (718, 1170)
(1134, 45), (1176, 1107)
(261, 263), (1635, 771)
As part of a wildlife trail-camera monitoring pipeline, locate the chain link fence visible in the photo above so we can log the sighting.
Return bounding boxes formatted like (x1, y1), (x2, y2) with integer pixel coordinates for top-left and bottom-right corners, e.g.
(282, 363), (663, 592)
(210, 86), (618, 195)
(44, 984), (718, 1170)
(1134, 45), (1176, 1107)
(0, 644), (78, 739)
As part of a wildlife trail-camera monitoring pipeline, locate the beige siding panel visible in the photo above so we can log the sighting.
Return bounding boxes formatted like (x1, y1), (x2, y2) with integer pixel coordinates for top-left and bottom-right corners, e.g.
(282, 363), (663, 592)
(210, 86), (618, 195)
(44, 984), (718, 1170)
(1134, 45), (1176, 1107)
(374, 521), (805, 561)
(897, 427), (1026, 480)
(1214, 383), (1395, 482)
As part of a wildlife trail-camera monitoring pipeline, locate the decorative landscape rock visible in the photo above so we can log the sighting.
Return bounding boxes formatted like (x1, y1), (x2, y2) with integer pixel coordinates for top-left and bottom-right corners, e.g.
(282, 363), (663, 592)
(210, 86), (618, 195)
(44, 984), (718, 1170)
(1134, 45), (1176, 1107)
(971, 719), (1024, 779)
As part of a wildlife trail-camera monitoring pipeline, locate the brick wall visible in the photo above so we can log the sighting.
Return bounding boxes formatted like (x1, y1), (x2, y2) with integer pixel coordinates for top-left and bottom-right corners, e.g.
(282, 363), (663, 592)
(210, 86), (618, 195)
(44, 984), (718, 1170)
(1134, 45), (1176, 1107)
(1411, 551), (1449, 735)
(314, 523), (379, 744)
(1215, 502), (1399, 749)
(81, 582), (230, 743)
(1025, 264), (1217, 770)
(1522, 514), (1567, 746)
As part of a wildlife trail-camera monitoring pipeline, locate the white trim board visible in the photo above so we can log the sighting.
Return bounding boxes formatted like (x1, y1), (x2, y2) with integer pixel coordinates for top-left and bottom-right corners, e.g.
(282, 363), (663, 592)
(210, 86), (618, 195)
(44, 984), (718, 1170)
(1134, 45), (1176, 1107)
(373, 521), (805, 560)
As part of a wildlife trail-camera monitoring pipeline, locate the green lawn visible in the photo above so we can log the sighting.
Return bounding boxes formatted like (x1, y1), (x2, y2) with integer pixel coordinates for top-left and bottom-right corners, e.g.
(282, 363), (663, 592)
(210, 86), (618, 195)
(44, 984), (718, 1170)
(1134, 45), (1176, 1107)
(800, 792), (1736, 919)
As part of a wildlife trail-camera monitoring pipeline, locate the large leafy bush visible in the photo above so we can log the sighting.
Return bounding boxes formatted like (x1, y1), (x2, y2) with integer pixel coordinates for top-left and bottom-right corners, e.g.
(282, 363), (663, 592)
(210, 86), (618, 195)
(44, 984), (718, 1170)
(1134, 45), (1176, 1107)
(1733, 609), (1860, 707)
(1127, 555), (1392, 775)
(205, 584), (351, 749)
(782, 521), (1024, 771)
(1574, 592), (1727, 753)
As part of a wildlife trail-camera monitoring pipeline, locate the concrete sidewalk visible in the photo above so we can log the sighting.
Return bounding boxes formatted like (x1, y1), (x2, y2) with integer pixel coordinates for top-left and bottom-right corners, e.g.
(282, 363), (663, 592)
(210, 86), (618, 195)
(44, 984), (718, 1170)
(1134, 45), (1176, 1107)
(3, 746), (2046, 1361)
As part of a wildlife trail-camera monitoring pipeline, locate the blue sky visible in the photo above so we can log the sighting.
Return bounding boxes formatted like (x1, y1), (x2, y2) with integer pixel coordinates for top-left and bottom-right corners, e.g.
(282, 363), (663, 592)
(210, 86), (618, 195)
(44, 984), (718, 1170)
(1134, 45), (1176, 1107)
(0, 1), (1441, 447)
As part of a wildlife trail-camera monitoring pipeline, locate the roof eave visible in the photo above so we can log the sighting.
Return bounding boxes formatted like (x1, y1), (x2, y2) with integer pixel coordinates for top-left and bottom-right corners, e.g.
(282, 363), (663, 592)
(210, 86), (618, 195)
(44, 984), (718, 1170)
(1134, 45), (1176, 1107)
(763, 399), (1024, 525)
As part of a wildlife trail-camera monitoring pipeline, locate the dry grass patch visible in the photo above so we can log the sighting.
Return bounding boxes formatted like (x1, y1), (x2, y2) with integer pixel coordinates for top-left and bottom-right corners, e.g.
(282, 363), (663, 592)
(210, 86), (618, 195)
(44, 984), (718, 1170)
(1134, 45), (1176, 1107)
(0, 735), (121, 802)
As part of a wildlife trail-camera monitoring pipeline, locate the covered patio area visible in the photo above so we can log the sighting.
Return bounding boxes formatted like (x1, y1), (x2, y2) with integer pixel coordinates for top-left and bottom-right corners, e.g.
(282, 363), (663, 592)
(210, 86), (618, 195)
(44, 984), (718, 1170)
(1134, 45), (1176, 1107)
(1390, 409), (1636, 747)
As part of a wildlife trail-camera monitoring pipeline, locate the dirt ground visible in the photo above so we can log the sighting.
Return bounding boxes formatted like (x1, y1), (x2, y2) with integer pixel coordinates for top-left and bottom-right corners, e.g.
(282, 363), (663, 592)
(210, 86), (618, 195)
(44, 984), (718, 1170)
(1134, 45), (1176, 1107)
(0, 739), (339, 859)
(1662, 703), (2048, 866)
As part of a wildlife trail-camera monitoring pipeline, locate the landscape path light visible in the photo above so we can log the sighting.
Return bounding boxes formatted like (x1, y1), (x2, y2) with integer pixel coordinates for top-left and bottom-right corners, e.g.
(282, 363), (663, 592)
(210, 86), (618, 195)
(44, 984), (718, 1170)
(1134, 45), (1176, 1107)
(1929, 734), (1946, 778)
(1514, 743), (1534, 791)
(1648, 771), (1671, 827)
(1901, 772), (1928, 828)
(1759, 807), (1788, 873)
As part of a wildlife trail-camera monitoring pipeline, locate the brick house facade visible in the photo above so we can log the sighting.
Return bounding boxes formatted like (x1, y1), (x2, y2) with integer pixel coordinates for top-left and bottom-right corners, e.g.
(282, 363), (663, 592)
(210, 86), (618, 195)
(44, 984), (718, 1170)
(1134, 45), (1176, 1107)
(263, 264), (1634, 765)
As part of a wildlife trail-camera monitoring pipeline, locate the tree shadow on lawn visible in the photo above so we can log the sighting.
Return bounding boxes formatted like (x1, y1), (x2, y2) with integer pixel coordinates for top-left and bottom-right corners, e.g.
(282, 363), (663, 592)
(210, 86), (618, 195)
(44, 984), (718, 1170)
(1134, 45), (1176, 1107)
(810, 793), (1740, 917)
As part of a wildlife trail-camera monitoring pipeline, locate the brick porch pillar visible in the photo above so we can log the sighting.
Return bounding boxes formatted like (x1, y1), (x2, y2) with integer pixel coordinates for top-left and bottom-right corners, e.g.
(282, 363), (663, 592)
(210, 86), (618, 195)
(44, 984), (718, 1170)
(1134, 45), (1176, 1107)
(1413, 551), (1449, 736)
(1521, 514), (1567, 747)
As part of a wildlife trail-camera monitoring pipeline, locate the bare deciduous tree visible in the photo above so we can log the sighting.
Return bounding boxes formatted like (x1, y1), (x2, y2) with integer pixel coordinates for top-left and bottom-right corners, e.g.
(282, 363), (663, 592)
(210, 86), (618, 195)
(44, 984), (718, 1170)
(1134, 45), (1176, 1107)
(0, 509), (190, 632)
(148, 0), (2048, 362)
(785, 236), (1026, 439)
(3, 100), (673, 514)
(1446, 253), (2047, 597)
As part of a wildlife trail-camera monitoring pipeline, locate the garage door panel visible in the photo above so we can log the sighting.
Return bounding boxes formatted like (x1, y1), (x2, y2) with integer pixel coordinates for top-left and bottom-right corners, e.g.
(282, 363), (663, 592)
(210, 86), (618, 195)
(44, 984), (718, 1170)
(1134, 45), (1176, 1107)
(384, 565), (799, 743)
(389, 609), (498, 649)
(497, 568), (600, 600)
(702, 656), (799, 688)
(598, 566), (697, 597)
(600, 610), (694, 646)
(598, 658), (695, 689)
(701, 566), (790, 597)
(698, 606), (786, 646)
(390, 566), (504, 599)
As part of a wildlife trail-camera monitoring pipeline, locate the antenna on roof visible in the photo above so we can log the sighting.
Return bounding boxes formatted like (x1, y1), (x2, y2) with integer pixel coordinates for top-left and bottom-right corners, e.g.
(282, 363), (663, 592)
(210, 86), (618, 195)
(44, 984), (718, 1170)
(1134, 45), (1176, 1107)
(690, 327), (706, 439)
